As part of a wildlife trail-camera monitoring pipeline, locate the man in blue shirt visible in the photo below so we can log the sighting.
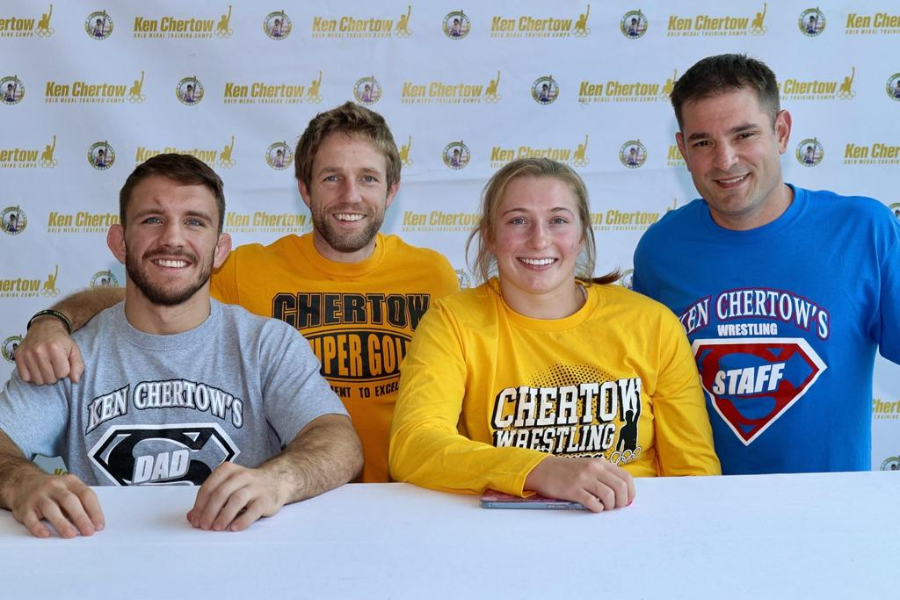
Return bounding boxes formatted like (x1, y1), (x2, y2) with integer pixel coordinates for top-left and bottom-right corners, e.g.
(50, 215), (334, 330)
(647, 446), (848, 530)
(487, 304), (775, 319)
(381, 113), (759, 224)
(633, 54), (900, 474)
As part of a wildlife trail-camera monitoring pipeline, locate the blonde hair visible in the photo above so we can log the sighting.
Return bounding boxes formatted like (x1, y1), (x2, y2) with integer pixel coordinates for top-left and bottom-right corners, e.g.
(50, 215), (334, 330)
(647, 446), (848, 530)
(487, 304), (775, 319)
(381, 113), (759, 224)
(466, 157), (619, 285)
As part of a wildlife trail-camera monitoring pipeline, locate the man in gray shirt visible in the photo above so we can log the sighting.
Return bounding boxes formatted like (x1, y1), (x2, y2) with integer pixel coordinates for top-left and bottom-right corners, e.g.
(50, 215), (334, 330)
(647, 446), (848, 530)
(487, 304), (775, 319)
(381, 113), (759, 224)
(0, 154), (363, 538)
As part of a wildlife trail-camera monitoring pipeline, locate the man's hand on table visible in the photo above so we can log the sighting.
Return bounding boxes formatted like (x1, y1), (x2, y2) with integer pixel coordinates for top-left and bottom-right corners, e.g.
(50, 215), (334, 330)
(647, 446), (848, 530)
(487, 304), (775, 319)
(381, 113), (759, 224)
(187, 462), (287, 532)
(9, 472), (104, 538)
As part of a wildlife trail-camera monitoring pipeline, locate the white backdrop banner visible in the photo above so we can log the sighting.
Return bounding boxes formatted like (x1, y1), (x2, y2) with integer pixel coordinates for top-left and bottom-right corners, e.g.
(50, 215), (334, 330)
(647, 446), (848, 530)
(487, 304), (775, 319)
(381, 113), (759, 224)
(2, 0), (898, 470)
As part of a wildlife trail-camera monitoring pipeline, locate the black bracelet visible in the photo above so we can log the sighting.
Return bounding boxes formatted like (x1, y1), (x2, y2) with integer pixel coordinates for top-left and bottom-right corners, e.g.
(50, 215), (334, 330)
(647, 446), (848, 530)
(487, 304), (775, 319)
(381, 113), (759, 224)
(27, 309), (73, 335)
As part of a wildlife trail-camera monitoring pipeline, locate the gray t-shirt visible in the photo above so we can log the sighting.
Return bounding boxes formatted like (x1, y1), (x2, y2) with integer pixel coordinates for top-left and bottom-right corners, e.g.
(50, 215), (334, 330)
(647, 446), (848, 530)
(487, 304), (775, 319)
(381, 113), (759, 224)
(0, 300), (347, 486)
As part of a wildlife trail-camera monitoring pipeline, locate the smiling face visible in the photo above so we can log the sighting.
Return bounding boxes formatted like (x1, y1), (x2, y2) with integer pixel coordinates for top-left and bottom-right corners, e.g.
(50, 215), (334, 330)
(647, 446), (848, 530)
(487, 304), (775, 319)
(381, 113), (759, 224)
(108, 175), (230, 307)
(299, 132), (398, 262)
(489, 175), (584, 317)
(676, 87), (793, 230)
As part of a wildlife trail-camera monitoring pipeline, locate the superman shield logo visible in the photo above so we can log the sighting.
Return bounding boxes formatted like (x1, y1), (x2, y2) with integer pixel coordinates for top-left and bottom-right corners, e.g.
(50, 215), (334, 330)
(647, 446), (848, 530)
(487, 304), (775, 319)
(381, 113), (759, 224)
(692, 338), (827, 445)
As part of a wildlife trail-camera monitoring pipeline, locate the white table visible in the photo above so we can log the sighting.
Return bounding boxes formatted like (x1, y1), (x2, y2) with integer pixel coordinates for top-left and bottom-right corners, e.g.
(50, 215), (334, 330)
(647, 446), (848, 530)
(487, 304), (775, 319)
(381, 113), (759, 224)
(2, 472), (898, 599)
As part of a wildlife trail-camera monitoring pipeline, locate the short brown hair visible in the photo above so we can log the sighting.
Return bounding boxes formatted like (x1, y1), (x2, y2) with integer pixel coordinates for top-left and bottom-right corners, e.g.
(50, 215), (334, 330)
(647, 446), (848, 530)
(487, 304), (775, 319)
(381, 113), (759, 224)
(119, 153), (226, 232)
(466, 158), (618, 285)
(294, 101), (401, 189)
(671, 54), (780, 130)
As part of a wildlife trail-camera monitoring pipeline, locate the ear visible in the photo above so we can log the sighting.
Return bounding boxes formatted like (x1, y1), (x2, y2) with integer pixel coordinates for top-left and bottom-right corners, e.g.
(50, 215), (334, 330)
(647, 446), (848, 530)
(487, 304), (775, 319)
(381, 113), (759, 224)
(107, 224), (126, 264)
(385, 180), (400, 210)
(213, 233), (233, 269)
(775, 110), (792, 154)
(675, 131), (690, 170)
(298, 180), (312, 210)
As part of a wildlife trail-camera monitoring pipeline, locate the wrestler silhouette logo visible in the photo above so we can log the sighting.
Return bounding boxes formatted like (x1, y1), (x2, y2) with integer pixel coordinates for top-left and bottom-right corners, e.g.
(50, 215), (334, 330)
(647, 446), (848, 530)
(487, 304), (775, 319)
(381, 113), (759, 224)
(2, 336), (23, 364)
(531, 75), (559, 105)
(307, 70), (323, 104)
(573, 4), (591, 37)
(619, 10), (646, 39)
(795, 139), (824, 167)
(572, 134), (590, 167)
(353, 76), (382, 105)
(750, 3), (768, 35)
(85, 10), (113, 39)
(266, 142), (293, 170)
(176, 76), (204, 105)
(89, 424), (238, 486)
(42, 265), (60, 297)
(838, 67), (856, 100)
(395, 5), (412, 37)
(619, 140), (647, 169)
(661, 69), (678, 99)
(442, 10), (470, 40)
(128, 70), (146, 103)
(90, 270), (119, 288)
(1, 76), (24, 105)
(216, 5), (233, 38)
(484, 71), (502, 102)
(1, 207), (27, 235)
(442, 141), (470, 170)
(692, 338), (827, 445)
(36, 4), (54, 37)
(218, 136), (236, 168)
(264, 11), (292, 40)
(40, 135), (58, 168)
(88, 141), (115, 170)
(398, 136), (413, 167)
(616, 397), (641, 454)
(887, 74), (900, 102)
(798, 8), (825, 37)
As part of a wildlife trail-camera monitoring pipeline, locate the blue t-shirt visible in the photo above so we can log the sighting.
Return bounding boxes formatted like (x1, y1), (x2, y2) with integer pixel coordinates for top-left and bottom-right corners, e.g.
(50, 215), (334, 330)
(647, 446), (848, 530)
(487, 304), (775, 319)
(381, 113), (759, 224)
(633, 186), (900, 474)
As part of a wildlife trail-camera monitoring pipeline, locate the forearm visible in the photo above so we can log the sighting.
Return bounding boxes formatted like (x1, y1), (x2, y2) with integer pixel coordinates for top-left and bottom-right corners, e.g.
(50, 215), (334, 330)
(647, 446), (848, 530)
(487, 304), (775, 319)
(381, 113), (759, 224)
(32, 287), (125, 332)
(261, 414), (363, 504)
(0, 431), (45, 510)
(390, 416), (545, 495)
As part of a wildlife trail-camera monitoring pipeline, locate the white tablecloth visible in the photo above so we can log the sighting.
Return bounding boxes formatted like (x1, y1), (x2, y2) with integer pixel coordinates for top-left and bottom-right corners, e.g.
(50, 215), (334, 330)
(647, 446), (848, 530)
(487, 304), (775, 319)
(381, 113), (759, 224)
(2, 472), (898, 599)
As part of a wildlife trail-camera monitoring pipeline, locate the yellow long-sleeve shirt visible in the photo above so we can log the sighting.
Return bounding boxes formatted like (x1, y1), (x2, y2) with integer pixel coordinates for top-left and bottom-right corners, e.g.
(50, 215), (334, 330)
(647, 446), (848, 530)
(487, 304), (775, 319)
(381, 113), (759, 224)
(390, 278), (720, 495)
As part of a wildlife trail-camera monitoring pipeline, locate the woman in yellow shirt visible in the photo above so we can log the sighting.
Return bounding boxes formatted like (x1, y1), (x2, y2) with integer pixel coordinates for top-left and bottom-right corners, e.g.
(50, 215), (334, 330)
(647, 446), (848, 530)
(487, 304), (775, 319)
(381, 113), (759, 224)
(390, 158), (719, 512)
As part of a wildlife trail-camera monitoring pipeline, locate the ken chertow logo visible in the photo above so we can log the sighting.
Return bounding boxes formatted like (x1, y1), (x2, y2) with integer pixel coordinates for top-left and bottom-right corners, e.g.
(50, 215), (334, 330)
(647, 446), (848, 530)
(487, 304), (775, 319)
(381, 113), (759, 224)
(621, 9), (647, 38)
(353, 76), (381, 105)
(1, 206), (27, 235)
(2, 335), (23, 364)
(90, 270), (119, 288)
(620, 140), (647, 168)
(888, 73), (900, 101)
(264, 11), (292, 39)
(532, 75), (559, 105)
(443, 141), (470, 170)
(88, 141), (115, 170)
(1, 75), (24, 105)
(798, 8), (825, 36)
(443, 10), (470, 39)
(85, 10), (113, 39)
(795, 138), (824, 167)
(176, 76), (204, 105)
(266, 142), (292, 170)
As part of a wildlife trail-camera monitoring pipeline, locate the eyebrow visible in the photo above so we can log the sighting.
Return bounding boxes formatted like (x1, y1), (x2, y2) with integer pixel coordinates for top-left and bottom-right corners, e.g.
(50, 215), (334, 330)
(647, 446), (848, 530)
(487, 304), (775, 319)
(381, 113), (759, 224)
(686, 122), (760, 141)
(131, 208), (213, 221)
(317, 166), (384, 176)
(501, 206), (575, 216)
